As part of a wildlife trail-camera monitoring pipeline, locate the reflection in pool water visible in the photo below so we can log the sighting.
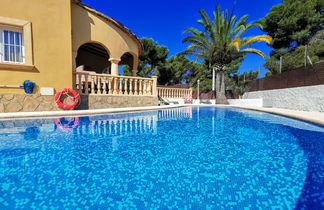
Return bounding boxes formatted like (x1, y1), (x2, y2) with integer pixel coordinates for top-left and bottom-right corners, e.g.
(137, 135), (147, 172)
(0, 107), (323, 209)
(55, 117), (80, 132)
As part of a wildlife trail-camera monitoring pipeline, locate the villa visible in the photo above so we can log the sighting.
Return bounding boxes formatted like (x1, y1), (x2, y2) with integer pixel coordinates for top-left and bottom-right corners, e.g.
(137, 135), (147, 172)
(0, 0), (167, 112)
(0, 0), (323, 209)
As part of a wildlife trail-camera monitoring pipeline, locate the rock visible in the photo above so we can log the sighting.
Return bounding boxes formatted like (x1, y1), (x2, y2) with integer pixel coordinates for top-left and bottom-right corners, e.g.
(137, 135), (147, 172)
(22, 96), (40, 112)
(15, 94), (26, 102)
(0, 103), (4, 112)
(3, 94), (14, 101)
(36, 102), (54, 111)
(5, 102), (23, 112)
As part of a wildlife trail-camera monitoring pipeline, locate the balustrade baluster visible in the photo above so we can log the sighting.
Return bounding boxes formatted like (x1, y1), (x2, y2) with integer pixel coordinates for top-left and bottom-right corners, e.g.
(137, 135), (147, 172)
(143, 80), (147, 95)
(90, 76), (95, 94)
(125, 79), (129, 95)
(119, 77), (123, 95)
(97, 77), (102, 94)
(76, 73), (81, 93)
(102, 77), (107, 94)
(148, 81), (152, 95)
(134, 79), (138, 95)
(139, 80), (143, 95)
(129, 79), (133, 95)
(113, 77), (118, 94)
(108, 78), (112, 94)
(84, 74), (89, 94)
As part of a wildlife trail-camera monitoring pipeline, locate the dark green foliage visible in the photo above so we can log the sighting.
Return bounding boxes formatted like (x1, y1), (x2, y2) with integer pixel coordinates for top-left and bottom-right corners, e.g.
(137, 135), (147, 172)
(122, 65), (132, 76)
(185, 62), (212, 91)
(226, 70), (259, 96)
(264, 30), (324, 75)
(262, 0), (324, 75)
(261, 0), (324, 49)
(158, 54), (193, 85)
(131, 38), (169, 77)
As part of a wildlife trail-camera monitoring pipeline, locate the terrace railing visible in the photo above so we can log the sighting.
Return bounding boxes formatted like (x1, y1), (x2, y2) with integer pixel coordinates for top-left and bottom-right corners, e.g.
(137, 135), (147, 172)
(157, 87), (193, 98)
(74, 72), (157, 96)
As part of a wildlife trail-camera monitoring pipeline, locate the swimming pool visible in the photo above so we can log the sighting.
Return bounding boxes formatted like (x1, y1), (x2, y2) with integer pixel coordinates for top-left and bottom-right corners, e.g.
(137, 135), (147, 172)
(0, 107), (323, 209)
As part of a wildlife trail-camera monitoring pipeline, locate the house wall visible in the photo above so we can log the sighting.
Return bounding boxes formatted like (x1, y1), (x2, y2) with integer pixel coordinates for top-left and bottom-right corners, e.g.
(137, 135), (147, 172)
(0, 0), (73, 94)
(71, 3), (139, 63)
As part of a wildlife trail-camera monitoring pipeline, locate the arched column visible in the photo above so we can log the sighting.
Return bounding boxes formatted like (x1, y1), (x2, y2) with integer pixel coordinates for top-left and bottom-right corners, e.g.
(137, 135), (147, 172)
(109, 58), (121, 76)
(132, 58), (139, 76)
(72, 50), (78, 89)
(72, 50), (78, 70)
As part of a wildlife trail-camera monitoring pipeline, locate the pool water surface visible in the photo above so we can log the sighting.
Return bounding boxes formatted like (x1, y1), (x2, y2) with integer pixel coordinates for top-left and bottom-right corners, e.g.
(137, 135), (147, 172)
(0, 107), (323, 209)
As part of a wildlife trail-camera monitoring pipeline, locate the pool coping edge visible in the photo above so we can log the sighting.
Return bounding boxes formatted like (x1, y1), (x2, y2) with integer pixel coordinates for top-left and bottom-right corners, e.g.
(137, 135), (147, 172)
(0, 104), (323, 126)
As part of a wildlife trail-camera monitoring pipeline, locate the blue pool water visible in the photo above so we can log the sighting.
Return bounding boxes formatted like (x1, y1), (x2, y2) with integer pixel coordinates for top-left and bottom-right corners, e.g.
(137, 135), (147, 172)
(0, 107), (323, 209)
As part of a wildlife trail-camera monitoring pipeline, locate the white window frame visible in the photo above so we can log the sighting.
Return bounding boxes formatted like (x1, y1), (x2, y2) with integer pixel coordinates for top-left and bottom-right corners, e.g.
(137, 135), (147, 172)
(0, 25), (24, 64)
(0, 16), (33, 70)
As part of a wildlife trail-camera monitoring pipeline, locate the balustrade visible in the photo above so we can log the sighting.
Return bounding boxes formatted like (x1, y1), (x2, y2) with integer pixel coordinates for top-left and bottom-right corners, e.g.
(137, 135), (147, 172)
(157, 87), (193, 99)
(74, 72), (157, 96)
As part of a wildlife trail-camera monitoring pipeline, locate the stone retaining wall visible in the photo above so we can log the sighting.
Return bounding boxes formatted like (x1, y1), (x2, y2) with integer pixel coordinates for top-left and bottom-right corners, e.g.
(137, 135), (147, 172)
(244, 85), (324, 112)
(0, 94), (60, 113)
(77, 95), (158, 110)
(0, 94), (158, 113)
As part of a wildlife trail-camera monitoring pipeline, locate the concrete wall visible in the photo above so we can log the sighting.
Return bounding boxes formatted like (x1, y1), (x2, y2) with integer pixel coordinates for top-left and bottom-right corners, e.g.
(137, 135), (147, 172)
(244, 85), (324, 112)
(0, 0), (73, 94)
(227, 99), (263, 107)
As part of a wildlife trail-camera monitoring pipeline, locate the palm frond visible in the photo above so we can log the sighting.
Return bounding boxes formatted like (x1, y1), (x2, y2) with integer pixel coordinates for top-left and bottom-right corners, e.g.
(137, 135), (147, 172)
(243, 35), (273, 46)
(241, 48), (266, 58)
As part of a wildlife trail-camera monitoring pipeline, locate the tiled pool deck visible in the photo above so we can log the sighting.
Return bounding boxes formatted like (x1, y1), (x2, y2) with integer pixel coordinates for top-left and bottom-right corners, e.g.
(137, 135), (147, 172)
(0, 105), (323, 126)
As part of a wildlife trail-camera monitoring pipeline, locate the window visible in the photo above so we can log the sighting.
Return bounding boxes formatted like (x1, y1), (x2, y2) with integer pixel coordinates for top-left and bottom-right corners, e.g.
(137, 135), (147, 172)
(0, 27), (24, 64)
(0, 17), (33, 69)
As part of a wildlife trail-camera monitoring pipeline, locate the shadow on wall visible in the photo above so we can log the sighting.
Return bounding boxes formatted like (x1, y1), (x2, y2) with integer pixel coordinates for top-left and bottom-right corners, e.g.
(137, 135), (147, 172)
(75, 95), (89, 110)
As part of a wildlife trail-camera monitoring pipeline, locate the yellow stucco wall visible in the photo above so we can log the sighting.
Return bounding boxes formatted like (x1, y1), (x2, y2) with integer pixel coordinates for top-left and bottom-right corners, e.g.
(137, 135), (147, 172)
(0, 0), (141, 94)
(0, 0), (73, 94)
(71, 3), (139, 63)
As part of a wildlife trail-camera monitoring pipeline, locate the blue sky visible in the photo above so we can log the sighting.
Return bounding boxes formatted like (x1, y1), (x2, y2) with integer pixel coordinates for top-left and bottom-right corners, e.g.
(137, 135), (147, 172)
(82, 0), (282, 77)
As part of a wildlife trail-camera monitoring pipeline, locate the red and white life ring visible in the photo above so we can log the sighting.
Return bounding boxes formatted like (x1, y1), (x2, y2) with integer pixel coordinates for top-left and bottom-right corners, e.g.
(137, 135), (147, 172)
(55, 88), (80, 110)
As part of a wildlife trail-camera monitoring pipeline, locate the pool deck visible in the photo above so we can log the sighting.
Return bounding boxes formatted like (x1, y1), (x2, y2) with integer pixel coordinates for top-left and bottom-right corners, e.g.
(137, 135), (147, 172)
(217, 105), (324, 126)
(0, 105), (323, 126)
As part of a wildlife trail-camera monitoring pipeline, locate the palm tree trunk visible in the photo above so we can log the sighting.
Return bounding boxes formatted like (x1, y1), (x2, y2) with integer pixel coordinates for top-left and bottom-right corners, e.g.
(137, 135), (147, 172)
(215, 71), (228, 104)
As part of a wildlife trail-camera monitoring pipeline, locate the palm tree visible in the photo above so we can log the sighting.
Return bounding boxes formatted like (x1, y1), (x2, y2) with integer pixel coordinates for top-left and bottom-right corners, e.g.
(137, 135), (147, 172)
(182, 5), (272, 104)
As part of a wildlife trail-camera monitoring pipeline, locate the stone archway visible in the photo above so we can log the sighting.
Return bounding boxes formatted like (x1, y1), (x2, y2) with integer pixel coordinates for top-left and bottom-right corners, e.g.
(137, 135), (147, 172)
(75, 42), (111, 74)
(119, 52), (138, 76)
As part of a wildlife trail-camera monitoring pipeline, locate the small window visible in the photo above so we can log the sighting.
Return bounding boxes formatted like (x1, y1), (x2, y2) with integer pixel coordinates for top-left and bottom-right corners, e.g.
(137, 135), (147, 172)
(0, 27), (24, 64)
